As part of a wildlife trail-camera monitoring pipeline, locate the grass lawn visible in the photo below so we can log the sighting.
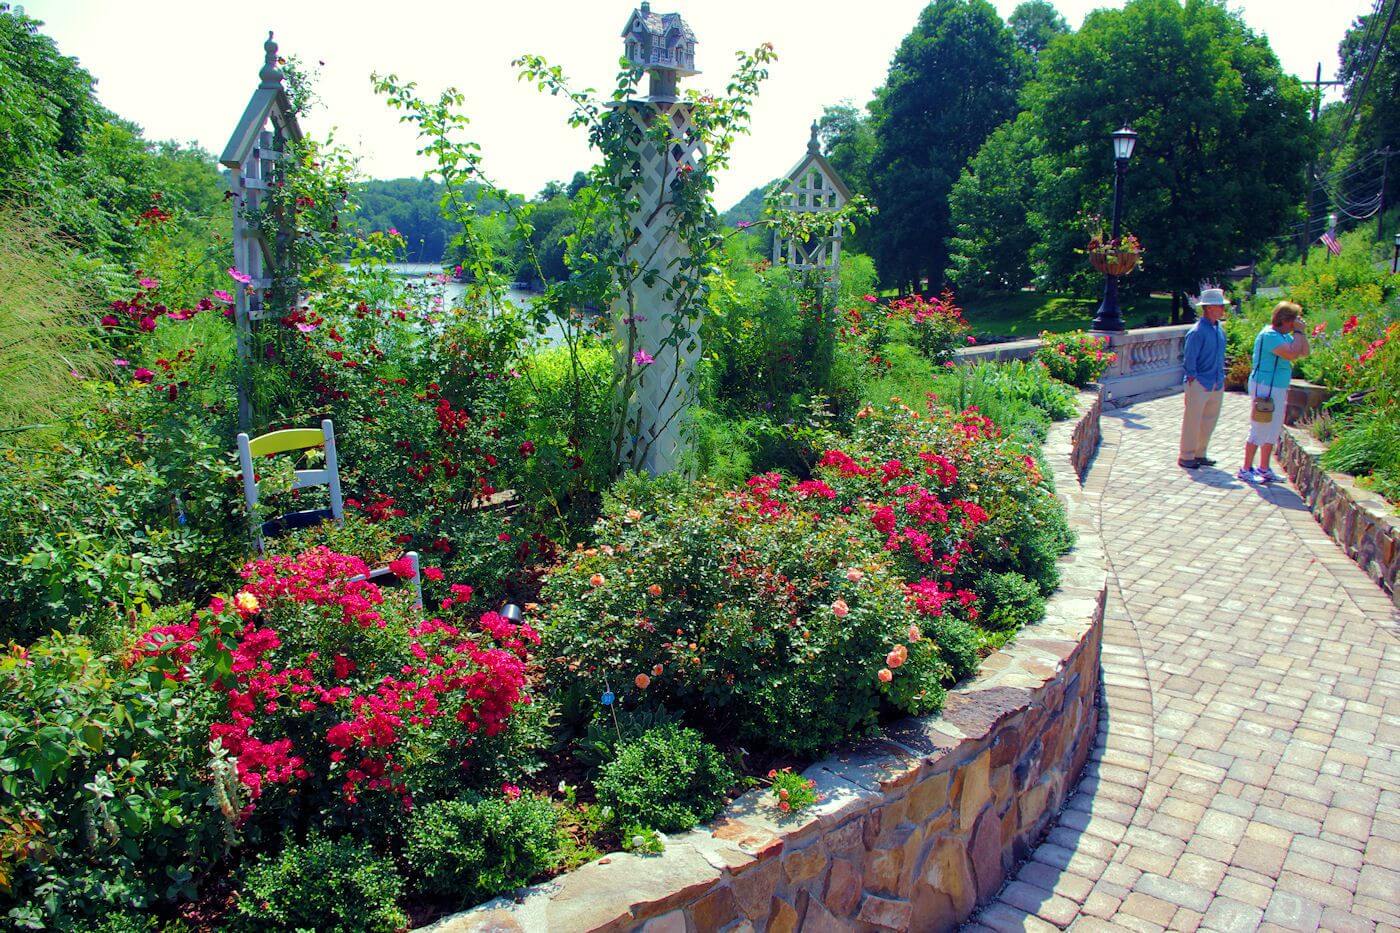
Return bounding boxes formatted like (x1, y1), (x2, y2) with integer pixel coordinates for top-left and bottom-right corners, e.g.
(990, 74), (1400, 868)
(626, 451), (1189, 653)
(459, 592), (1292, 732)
(959, 291), (1174, 338)
(878, 289), (1176, 338)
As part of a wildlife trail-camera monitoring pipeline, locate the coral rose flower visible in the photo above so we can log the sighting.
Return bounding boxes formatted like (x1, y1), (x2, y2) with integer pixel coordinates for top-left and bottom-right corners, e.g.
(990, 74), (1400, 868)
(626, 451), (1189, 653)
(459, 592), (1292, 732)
(589, 573), (605, 587)
(648, 584), (663, 597)
(635, 673), (651, 689)
(846, 568), (864, 583)
(832, 599), (850, 618)
(878, 668), (893, 683)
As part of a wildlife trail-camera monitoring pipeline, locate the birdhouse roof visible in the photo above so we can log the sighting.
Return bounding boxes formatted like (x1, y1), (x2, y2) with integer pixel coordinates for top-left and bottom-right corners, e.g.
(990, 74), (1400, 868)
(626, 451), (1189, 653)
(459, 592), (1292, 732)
(220, 33), (303, 168)
(621, 5), (696, 42)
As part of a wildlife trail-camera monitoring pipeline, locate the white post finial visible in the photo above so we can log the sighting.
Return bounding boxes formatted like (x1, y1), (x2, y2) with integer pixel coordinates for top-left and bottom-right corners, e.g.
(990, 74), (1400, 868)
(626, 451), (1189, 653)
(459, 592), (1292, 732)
(259, 31), (282, 87)
(808, 120), (821, 155)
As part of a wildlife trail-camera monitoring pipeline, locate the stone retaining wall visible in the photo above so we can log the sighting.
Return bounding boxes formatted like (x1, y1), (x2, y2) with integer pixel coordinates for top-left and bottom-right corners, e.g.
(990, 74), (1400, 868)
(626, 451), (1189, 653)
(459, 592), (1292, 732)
(430, 392), (1108, 933)
(1278, 426), (1400, 608)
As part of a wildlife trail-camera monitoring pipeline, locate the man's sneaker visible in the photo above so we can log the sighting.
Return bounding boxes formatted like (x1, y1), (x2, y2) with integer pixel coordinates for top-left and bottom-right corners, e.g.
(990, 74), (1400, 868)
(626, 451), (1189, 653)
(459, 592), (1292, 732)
(1197, 457), (1217, 466)
(1257, 468), (1281, 484)
(1236, 468), (1257, 482)
(1178, 458), (1201, 469)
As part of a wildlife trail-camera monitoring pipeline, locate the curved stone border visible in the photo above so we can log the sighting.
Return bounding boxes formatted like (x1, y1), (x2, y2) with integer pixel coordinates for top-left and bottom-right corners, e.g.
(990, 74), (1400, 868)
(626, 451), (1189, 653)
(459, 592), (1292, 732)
(1278, 424), (1400, 607)
(429, 391), (1108, 933)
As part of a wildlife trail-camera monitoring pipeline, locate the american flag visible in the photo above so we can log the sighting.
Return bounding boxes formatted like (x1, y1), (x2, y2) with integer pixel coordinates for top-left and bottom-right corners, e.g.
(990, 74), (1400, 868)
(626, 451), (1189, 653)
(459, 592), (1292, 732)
(1319, 224), (1341, 256)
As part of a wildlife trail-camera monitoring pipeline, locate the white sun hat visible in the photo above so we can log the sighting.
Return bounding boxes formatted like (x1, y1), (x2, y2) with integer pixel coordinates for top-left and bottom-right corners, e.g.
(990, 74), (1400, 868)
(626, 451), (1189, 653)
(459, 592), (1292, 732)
(1195, 288), (1228, 307)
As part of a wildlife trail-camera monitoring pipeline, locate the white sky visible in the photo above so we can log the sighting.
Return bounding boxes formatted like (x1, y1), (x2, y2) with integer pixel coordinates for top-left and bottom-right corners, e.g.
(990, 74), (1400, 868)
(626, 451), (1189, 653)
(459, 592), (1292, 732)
(23, 0), (1365, 209)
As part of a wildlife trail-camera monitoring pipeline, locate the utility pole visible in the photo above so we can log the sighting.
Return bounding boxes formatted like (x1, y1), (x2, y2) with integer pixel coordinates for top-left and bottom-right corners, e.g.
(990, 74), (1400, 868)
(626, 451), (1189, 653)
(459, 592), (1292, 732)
(1379, 148), (1394, 240)
(1301, 63), (1345, 265)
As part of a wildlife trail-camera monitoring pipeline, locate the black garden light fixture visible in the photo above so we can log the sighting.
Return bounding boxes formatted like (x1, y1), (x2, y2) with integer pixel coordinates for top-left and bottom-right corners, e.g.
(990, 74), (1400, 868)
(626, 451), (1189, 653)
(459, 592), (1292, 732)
(1091, 125), (1139, 332)
(1392, 232), (1399, 274)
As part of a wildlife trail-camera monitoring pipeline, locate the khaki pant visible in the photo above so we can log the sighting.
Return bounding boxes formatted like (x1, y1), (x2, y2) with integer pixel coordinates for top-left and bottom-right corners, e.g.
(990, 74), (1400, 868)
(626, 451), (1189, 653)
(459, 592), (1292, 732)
(1179, 381), (1223, 460)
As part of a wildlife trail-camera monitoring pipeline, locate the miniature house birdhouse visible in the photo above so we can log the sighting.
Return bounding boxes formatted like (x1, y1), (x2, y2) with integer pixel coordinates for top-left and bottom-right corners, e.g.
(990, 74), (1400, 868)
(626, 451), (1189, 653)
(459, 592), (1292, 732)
(621, 2), (698, 100)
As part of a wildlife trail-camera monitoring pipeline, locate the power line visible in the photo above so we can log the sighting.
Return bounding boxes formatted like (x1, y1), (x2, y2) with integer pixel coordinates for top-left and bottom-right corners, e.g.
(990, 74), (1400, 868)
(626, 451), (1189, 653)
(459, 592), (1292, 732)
(1333, 0), (1399, 153)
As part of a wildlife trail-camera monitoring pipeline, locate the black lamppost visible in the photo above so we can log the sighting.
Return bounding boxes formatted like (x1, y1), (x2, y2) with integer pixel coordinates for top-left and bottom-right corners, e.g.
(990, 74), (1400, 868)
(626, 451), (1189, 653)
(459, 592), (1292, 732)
(1392, 232), (1399, 274)
(1092, 126), (1139, 332)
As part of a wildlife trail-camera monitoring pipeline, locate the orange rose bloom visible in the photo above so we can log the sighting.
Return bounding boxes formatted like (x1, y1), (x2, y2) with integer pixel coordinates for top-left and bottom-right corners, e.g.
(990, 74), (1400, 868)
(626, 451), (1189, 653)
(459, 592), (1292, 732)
(635, 673), (651, 689)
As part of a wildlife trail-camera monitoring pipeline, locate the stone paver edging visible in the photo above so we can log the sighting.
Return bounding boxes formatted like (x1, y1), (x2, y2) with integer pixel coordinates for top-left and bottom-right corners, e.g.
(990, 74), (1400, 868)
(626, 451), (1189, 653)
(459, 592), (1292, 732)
(428, 394), (1110, 932)
(1277, 423), (1400, 608)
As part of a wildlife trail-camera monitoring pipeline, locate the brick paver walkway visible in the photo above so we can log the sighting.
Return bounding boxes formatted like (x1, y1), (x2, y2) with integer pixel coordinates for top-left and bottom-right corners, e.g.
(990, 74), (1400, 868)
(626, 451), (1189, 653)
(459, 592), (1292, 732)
(969, 393), (1400, 932)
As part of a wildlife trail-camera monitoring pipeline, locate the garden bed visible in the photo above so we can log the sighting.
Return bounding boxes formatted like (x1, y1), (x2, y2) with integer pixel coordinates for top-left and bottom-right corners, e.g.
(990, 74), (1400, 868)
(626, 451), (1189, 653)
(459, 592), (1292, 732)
(1278, 425), (1400, 608)
(426, 391), (1107, 932)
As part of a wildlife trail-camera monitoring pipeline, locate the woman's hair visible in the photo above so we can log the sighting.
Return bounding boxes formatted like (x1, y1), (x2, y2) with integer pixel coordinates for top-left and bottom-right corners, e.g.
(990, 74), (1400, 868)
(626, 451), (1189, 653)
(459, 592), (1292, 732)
(1270, 301), (1302, 329)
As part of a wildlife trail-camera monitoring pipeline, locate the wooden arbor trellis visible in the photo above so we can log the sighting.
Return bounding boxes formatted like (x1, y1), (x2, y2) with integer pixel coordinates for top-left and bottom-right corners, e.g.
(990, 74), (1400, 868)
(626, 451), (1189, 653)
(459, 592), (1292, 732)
(221, 32), (303, 431)
(771, 121), (853, 276)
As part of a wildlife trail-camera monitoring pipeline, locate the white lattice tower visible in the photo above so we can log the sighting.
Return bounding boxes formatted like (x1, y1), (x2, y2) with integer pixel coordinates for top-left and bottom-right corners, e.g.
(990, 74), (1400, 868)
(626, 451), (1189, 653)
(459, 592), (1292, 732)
(615, 100), (706, 475)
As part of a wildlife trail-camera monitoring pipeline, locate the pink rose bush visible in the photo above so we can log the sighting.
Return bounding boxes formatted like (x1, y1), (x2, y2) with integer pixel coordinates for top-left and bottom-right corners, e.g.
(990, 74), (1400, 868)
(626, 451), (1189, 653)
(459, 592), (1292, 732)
(134, 546), (538, 831)
(541, 398), (1067, 756)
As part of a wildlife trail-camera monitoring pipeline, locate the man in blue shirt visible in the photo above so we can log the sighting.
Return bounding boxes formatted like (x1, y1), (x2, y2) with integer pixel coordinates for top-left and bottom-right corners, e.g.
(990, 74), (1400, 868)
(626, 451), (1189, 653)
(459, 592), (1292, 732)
(1178, 288), (1228, 469)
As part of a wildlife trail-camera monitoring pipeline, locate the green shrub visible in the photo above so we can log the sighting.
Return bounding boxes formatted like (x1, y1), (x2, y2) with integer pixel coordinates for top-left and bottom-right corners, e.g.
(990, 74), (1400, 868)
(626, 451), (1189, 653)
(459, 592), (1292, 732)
(1034, 330), (1115, 387)
(404, 794), (562, 903)
(594, 724), (735, 833)
(976, 571), (1046, 633)
(0, 634), (219, 928)
(234, 835), (407, 933)
(1321, 412), (1400, 477)
(542, 477), (955, 756)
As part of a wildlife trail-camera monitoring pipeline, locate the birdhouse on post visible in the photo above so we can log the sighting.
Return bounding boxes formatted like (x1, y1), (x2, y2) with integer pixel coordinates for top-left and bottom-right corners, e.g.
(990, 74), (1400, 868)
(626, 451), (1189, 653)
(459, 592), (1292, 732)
(621, 1), (698, 100)
(612, 5), (706, 476)
(772, 121), (853, 273)
(220, 32), (303, 431)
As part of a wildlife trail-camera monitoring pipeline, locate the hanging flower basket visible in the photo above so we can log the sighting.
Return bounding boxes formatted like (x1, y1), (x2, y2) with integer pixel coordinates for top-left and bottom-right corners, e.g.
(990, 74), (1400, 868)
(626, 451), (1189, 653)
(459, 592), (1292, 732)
(1081, 228), (1144, 277)
(1089, 249), (1141, 276)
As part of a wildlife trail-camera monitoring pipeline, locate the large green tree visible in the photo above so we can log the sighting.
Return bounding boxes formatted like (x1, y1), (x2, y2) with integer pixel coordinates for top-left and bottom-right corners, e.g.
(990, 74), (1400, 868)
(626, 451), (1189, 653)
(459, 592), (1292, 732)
(868, 0), (1023, 292)
(1335, 8), (1400, 212)
(947, 113), (1038, 291)
(1023, 0), (1312, 316)
(1008, 0), (1070, 60)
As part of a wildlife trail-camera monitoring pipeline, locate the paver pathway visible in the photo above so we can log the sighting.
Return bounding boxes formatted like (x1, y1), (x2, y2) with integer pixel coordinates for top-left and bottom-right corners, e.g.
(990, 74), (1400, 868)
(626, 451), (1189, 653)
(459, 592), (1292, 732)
(969, 392), (1400, 932)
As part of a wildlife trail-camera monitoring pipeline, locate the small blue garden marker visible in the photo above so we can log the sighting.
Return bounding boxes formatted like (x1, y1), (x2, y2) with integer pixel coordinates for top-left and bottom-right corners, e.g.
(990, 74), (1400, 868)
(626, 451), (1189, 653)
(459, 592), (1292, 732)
(601, 691), (615, 706)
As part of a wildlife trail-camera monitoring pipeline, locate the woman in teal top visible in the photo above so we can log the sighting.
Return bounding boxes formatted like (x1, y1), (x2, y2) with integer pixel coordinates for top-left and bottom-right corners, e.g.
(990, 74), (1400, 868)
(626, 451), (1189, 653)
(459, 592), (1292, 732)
(1238, 301), (1310, 484)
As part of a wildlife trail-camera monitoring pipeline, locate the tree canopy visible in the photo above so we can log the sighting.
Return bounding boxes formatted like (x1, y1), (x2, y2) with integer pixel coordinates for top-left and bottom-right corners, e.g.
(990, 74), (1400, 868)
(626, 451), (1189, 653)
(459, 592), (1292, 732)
(867, 0), (1023, 292)
(1024, 0), (1312, 303)
(1008, 0), (1070, 60)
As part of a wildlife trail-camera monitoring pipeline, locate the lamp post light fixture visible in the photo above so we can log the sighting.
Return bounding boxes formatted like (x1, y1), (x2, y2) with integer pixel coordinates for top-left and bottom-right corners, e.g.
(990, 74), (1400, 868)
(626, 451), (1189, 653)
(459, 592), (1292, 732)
(1091, 126), (1138, 332)
(1392, 232), (1399, 274)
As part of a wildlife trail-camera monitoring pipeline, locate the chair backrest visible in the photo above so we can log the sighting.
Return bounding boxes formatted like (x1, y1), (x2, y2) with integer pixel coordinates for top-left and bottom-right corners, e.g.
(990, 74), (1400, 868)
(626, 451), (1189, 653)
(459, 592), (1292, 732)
(236, 419), (345, 533)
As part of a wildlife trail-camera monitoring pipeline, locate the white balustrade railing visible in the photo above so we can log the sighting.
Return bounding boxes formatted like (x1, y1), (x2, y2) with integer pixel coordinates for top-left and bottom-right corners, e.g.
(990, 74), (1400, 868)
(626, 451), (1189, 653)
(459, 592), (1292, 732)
(954, 323), (1193, 405)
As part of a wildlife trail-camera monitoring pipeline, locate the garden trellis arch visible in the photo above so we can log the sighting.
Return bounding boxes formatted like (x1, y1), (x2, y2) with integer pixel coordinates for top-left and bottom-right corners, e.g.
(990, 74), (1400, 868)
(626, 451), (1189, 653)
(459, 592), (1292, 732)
(221, 32), (303, 431)
(772, 121), (852, 275)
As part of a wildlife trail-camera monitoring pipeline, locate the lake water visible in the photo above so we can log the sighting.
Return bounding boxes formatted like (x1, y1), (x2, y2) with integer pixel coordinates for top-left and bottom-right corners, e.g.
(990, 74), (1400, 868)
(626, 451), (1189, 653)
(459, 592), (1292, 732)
(375, 262), (579, 346)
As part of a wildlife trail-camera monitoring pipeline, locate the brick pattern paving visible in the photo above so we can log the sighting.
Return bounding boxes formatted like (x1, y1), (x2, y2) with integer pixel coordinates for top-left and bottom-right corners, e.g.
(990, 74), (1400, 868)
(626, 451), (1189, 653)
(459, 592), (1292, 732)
(968, 393), (1400, 933)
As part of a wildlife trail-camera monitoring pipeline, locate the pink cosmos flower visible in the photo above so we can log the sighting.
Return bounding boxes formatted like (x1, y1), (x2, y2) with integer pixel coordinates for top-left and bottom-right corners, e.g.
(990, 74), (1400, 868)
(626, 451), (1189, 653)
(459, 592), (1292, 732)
(112, 358), (130, 367)
(139, 277), (158, 290)
(633, 349), (655, 367)
(133, 367), (155, 383)
(228, 267), (253, 285)
(214, 289), (234, 303)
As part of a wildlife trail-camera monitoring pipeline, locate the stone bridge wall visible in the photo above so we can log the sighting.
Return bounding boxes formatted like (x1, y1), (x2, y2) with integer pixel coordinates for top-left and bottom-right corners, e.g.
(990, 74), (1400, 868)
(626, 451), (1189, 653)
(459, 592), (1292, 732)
(432, 391), (1109, 933)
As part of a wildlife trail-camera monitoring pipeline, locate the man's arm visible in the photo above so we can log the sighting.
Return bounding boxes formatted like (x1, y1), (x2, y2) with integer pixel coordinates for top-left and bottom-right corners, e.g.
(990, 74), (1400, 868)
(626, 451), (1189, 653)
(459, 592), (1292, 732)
(1182, 326), (1202, 381)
